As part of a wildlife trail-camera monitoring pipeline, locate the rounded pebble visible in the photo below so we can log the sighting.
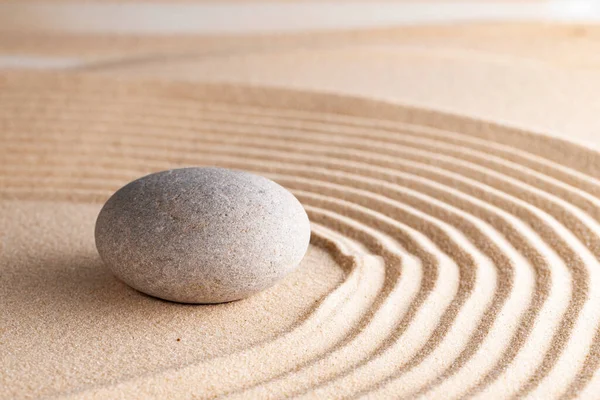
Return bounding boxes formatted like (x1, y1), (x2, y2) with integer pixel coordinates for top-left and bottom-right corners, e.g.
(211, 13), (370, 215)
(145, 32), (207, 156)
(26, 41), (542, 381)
(94, 167), (311, 304)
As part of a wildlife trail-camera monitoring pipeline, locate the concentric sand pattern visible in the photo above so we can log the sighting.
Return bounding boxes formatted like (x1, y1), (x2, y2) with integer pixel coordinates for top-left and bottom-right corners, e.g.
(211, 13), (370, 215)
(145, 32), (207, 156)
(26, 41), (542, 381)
(2, 73), (600, 399)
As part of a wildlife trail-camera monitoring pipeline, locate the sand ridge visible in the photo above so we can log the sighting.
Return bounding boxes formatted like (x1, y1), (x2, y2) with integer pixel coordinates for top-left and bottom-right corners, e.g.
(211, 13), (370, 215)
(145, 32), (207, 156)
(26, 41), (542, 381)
(1, 73), (600, 398)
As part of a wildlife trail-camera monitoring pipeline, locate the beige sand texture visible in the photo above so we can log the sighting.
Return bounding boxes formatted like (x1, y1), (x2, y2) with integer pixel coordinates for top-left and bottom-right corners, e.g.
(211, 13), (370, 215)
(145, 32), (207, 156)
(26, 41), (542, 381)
(69, 23), (600, 149)
(5, 23), (600, 145)
(2, 70), (600, 399)
(3, 20), (600, 399)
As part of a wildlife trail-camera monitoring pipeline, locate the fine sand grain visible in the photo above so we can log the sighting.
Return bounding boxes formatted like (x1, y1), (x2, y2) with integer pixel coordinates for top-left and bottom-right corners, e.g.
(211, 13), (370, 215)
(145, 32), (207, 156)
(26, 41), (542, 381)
(2, 72), (600, 398)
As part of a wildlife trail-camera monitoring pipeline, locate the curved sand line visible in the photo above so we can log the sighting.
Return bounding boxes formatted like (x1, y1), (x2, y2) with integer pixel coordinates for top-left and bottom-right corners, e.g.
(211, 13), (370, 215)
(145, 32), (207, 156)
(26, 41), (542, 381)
(0, 105), (584, 390)
(0, 132), (572, 396)
(1, 105), (596, 394)
(2, 74), (600, 399)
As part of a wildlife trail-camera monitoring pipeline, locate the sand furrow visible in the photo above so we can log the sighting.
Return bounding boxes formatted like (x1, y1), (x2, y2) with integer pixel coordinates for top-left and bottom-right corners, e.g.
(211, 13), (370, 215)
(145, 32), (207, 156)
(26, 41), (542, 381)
(2, 75), (600, 399)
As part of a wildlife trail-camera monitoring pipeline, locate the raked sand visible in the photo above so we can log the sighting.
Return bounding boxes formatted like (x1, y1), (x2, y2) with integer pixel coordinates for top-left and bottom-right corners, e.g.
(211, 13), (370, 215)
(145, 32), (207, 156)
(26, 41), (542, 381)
(2, 71), (600, 399)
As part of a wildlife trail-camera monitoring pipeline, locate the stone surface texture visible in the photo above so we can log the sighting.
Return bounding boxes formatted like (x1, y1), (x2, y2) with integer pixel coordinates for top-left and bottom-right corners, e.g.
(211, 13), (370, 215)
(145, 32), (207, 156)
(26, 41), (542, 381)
(95, 167), (311, 303)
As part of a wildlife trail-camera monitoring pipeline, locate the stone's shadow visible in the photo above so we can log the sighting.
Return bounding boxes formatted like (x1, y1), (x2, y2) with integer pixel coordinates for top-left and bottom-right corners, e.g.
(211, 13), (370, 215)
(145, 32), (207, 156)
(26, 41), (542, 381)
(2, 242), (342, 398)
(13, 251), (229, 312)
(4, 245), (338, 346)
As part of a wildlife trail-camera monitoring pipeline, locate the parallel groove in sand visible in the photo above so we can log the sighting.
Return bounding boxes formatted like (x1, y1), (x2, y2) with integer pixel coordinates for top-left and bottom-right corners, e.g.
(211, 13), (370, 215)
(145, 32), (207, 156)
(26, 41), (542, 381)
(3, 117), (583, 396)
(1, 76), (600, 399)
(0, 106), (584, 396)
(1, 135), (552, 396)
(1, 144), (567, 398)
(0, 117), (592, 390)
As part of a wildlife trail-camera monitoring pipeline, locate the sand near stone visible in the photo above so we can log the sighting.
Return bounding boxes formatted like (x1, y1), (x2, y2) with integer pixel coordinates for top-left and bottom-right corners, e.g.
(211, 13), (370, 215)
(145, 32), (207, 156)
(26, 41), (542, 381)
(1, 71), (600, 399)
(3, 21), (600, 399)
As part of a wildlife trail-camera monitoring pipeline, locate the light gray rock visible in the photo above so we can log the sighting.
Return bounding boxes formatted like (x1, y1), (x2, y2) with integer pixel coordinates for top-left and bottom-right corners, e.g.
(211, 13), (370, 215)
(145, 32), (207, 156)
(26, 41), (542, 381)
(95, 167), (311, 304)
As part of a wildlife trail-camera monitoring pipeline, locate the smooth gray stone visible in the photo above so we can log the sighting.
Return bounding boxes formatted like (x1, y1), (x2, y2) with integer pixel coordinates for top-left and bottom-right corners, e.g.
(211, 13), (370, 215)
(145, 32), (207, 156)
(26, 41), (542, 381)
(95, 167), (311, 304)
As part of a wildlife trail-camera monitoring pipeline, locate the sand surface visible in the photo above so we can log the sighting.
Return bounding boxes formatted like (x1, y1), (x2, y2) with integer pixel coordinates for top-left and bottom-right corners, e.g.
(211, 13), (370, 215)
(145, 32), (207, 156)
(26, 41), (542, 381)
(3, 20), (600, 399)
